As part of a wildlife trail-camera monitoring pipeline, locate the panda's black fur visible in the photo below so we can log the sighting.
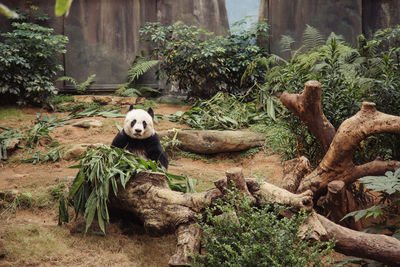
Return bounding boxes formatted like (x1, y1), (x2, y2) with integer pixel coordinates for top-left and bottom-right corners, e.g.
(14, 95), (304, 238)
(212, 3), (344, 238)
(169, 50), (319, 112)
(111, 106), (168, 169)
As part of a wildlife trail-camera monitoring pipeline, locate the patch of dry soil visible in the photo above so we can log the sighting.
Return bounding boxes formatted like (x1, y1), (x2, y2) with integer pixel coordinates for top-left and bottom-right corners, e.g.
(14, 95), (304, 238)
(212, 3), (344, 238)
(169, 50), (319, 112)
(0, 103), (283, 266)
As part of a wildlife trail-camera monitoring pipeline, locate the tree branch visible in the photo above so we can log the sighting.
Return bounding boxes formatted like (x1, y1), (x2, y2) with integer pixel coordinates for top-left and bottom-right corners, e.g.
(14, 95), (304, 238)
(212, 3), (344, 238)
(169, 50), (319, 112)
(280, 80), (336, 154)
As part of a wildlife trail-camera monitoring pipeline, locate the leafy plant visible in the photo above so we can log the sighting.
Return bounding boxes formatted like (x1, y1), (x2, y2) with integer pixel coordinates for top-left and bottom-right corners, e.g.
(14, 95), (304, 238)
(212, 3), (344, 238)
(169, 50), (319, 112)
(192, 190), (335, 266)
(20, 147), (63, 164)
(24, 112), (70, 150)
(59, 146), (196, 233)
(165, 92), (272, 130)
(115, 53), (159, 97)
(252, 25), (400, 165)
(0, 126), (24, 160)
(57, 74), (96, 95)
(342, 169), (400, 235)
(0, 18), (68, 105)
(140, 19), (269, 98)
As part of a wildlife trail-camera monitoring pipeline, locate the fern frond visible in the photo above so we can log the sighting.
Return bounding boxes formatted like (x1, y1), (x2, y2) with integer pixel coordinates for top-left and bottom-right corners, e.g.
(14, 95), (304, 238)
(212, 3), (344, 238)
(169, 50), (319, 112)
(279, 35), (295, 54)
(128, 57), (159, 83)
(78, 74), (96, 91)
(302, 25), (324, 51)
(57, 76), (78, 87)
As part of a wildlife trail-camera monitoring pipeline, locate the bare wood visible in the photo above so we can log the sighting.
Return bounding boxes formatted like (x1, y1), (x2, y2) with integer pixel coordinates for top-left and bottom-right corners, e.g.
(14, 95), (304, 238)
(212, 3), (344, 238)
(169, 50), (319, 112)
(108, 171), (400, 265)
(256, 182), (314, 211)
(169, 223), (201, 267)
(158, 130), (265, 154)
(317, 214), (400, 265)
(280, 80), (336, 153)
(324, 181), (362, 230)
(280, 156), (312, 193)
(298, 102), (400, 197)
(110, 172), (221, 235)
(225, 168), (253, 200)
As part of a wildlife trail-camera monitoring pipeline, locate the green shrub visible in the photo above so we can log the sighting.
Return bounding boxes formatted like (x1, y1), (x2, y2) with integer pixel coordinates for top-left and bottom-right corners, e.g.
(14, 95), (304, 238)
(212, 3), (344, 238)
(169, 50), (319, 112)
(140, 19), (269, 98)
(343, 168), (400, 237)
(165, 92), (273, 130)
(255, 25), (400, 164)
(115, 53), (159, 97)
(192, 191), (335, 266)
(0, 19), (68, 105)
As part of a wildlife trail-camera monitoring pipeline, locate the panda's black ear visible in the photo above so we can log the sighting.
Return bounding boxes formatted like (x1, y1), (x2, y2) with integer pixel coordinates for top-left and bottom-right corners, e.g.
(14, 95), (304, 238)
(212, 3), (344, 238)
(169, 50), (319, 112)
(147, 108), (154, 119)
(129, 105), (134, 111)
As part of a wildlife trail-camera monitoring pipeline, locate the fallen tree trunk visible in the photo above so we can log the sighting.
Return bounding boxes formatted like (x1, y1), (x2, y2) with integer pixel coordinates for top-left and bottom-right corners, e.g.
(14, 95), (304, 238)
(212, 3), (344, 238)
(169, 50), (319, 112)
(158, 129), (265, 154)
(109, 168), (400, 266)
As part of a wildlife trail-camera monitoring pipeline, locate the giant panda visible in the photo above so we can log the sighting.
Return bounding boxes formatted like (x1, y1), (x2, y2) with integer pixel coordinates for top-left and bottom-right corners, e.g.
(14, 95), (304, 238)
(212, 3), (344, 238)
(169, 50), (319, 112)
(111, 105), (168, 169)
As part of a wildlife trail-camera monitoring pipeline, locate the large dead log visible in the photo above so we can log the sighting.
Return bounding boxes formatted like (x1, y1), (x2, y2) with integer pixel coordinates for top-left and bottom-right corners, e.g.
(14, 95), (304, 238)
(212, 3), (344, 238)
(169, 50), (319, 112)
(317, 214), (400, 265)
(158, 129), (265, 154)
(280, 80), (336, 154)
(108, 168), (400, 265)
(297, 102), (400, 198)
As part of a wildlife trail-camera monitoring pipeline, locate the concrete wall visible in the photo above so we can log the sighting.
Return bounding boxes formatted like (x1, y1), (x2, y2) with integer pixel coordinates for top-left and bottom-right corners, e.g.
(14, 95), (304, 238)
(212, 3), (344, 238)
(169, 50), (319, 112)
(0, 0), (399, 93)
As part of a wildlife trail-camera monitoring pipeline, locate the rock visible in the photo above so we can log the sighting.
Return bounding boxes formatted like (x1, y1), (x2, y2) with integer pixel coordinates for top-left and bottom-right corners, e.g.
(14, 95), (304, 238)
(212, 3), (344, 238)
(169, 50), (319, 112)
(6, 138), (20, 151)
(56, 176), (76, 184)
(73, 95), (145, 105)
(93, 96), (112, 105)
(72, 119), (103, 129)
(63, 143), (103, 160)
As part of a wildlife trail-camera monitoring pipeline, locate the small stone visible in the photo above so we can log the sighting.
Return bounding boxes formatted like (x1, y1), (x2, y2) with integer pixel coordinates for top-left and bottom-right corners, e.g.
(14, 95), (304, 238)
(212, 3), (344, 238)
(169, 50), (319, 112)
(56, 176), (76, 183)
(63, 143), (103, 160)
(93, 96), (112, 105)
(6, 138), (20, 151)
(55, 163), (61, 168)
(72, 120), (103, 129)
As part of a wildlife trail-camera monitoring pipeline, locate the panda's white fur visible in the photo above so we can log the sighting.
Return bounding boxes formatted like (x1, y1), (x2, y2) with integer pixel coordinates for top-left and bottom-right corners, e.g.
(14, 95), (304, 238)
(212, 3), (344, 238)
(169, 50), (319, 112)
(123, 109), (155, 140)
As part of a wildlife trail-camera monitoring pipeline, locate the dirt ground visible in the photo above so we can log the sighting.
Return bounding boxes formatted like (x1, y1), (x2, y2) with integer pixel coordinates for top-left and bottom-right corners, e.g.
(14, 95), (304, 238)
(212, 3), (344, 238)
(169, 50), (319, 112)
(0, 103), (284, 266)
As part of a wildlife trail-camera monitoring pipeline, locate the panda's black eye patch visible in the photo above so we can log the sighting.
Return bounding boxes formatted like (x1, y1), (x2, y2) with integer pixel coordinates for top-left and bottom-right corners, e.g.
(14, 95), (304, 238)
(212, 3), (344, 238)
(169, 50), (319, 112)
(143, 121), (147, 129)
(131, 120), (137, 127)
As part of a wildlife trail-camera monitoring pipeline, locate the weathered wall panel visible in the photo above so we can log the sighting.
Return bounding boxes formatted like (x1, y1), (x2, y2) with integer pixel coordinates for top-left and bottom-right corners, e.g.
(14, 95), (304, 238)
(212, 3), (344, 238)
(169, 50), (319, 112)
(263, 0), (362, 55)
(64, 0), (157, 90)
(157, 0), (229, 35)
(1, 1), (399, 93)
(362, 0), (400, 38)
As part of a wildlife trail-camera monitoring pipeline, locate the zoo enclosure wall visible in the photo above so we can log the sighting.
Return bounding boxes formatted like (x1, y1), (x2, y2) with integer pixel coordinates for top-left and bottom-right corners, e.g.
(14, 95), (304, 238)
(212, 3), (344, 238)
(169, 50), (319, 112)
(0, 0), (399, 95)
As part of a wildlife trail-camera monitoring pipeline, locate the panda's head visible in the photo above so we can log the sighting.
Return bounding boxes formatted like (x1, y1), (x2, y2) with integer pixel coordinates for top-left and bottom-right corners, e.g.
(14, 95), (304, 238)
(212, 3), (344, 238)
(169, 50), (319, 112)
(123, 106), (155, 139)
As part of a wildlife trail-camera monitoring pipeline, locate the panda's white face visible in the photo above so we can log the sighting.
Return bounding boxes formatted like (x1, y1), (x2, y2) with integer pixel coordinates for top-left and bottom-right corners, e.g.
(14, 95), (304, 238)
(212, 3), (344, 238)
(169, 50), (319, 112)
(123, 109), (155, 139)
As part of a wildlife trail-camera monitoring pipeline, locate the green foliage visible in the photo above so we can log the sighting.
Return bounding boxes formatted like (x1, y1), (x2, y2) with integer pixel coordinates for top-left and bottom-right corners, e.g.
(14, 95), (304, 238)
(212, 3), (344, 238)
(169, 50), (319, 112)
(165, 92), (272, 130)
(0, 126), (24, 160)
(60, 146), (196, 233)
(0, 3), (18, 18)
(255, 25), (400, 164)
(192, 191), (335, 266)
(54, 0), (73, 17)
(115, 53), (159, 97)
(24, 112), (70, 150)
(20, 147), (63, 164)
(57, 74), (96, 95)
(343, 169), (400, 235)
(0, 18), (68, 105)
(140, 19), (269, 98)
